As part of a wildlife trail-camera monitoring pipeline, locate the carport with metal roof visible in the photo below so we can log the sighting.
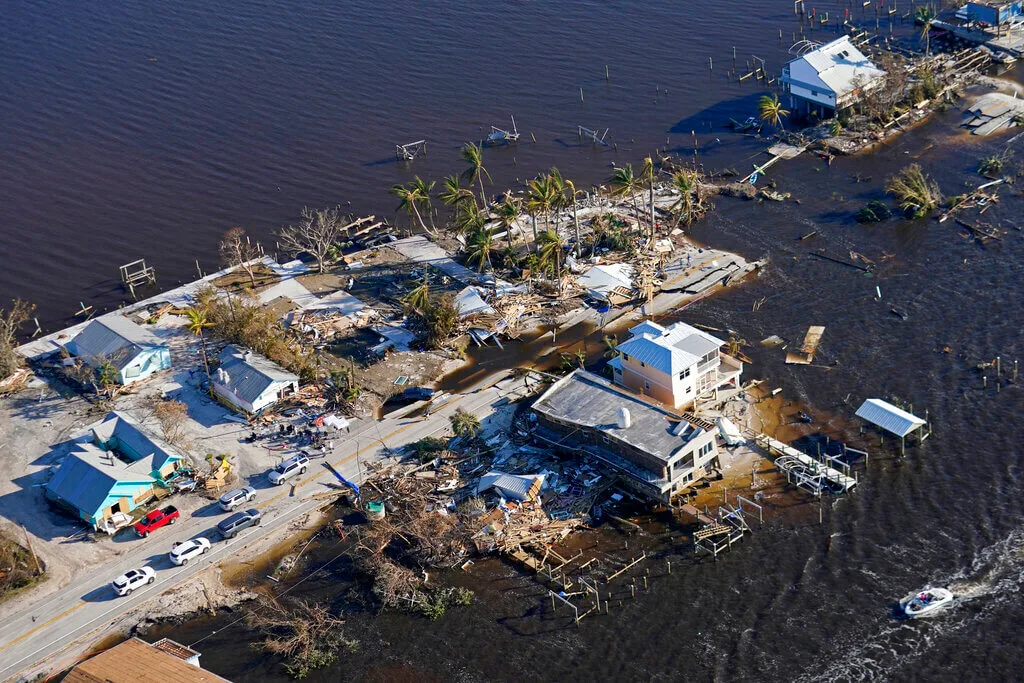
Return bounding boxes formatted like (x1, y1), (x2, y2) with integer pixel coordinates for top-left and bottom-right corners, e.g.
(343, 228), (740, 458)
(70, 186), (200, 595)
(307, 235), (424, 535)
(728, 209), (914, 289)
(855, 398), (930, 454)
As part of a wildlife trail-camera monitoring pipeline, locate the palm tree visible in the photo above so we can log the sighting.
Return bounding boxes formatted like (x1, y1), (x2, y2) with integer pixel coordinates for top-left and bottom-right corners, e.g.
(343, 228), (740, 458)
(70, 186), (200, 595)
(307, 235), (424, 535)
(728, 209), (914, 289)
(608, 164), (644, 234)
(410, 176), (436, 231)
(465, 228), (496, 272)
(495, 192), (523, 246)
(548, 167), (568, 233)
(184, 306), (214, 386)
(391, 177), (434, 233)
(452, 199), (486, 238)
(402, 268), (430, 313)
(669, 169), (703, 229)
(440, 174), (475, 209)
(526, 174), (555, 251)
(538, 228), (566, 293)
(758, 94), (790, 131)
(640, 156), (657, 245)
(602, 334), (618, 359)
(460, 142), (492, 207)
(96, 359), (119, 393)
(450, 408), (481, 438)
(564, 179), (582, 254)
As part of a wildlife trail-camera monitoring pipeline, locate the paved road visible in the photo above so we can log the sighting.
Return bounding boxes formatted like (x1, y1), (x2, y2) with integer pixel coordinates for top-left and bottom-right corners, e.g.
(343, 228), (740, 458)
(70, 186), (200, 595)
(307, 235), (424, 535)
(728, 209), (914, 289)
(0, 377), (526, 682)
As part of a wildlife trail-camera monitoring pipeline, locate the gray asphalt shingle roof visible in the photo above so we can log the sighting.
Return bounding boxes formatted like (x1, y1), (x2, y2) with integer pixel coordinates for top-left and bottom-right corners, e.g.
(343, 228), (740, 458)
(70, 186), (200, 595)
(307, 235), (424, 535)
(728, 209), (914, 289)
(70, 316), (167, 371)
(215, 346), (299, 406)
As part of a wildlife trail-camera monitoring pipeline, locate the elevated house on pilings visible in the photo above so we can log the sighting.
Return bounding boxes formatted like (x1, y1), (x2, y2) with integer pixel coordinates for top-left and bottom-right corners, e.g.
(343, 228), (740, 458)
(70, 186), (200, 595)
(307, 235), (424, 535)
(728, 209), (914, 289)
(781, 36), (886, 118)
(531, 369), (722, 503)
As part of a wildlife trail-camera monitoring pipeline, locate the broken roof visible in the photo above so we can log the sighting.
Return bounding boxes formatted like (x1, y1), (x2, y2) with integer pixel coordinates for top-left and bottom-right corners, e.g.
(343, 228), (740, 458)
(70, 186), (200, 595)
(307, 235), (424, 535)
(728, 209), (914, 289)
(215, 345), (299, 405)
(855, 398), (927, 437)
(533, 369), (709, 465)
(69, 315), (167, 370)
(476, 471), (544, 501)
(454, 286), (495, 318)
(787, 36), (885, 98)
(578, 263), (634, 301)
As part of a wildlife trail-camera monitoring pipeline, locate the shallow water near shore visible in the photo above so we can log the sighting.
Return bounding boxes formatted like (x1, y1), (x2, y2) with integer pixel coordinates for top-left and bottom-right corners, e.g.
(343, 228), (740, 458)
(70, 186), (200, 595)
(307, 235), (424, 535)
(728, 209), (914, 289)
(7, 1), (1024, 680)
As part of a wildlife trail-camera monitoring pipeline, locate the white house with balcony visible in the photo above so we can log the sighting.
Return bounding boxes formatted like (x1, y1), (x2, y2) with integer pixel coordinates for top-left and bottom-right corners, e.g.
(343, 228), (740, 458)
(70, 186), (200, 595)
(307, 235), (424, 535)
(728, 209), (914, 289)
(780, 36), (886, 117)
(608, 320), (742, 410)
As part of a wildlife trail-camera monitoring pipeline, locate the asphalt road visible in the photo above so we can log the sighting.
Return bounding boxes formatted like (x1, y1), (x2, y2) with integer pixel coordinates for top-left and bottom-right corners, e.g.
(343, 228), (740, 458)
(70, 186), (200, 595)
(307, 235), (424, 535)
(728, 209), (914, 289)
(0, 377), (523, 682)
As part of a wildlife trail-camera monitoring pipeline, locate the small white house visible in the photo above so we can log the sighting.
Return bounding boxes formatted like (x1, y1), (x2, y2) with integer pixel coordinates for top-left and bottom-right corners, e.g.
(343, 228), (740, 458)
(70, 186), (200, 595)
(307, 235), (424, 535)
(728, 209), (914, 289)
(781, 36), (886, 117)
(211, 345), (299, 414)
(66, 315), (171, 385)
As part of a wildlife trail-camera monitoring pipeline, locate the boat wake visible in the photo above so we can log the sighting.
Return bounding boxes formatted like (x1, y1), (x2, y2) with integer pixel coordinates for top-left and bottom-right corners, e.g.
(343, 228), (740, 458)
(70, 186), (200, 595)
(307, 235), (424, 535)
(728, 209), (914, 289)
(795, 525), (1024, 682)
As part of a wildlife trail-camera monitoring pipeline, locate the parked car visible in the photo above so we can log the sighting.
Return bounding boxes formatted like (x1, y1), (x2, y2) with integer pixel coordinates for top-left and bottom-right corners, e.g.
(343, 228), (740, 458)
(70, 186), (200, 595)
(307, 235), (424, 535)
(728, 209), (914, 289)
(217, 509), (262, 539)
(111, 566), (156, 596)
(133, 506), (179, 538)
(219, 486), (256, 512)
(402, 386), (435, 401)
(169, 537), (212, 566)
(268, 454), (309, 485)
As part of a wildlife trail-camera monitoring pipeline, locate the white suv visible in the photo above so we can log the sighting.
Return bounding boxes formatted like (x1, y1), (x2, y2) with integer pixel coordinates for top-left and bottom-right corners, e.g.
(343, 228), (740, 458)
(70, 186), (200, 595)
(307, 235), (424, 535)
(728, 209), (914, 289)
(169, 537), (212, 566)
(219, 486), (256, 512)
(269, 455), (309, 485)
(111, 566), (156, 596)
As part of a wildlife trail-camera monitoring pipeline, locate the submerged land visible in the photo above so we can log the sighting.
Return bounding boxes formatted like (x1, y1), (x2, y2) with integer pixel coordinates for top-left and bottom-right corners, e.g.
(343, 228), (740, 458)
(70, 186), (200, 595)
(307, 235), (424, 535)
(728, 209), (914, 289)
(1, 6), (1024, 682)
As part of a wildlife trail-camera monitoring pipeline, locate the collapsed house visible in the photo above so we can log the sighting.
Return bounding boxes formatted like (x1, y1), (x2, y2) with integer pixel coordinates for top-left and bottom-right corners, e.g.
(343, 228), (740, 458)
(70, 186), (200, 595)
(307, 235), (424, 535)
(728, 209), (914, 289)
(65, 315), (172, 385)
(532, 369), (721, 503)
(45, 412), (188, 530)
(609, 320), (743, 410)
(211, 345), (300, 415)
(577, 263), (635, 306)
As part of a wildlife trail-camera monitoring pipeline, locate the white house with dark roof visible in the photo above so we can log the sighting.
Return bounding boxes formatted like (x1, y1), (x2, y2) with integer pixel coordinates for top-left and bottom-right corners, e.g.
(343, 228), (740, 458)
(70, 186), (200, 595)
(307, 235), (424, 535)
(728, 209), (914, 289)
(211, 345), (299, 414)
(781, 36), (886, 116)
(66, 315), (171, 385)
(609, 320), (742, 409)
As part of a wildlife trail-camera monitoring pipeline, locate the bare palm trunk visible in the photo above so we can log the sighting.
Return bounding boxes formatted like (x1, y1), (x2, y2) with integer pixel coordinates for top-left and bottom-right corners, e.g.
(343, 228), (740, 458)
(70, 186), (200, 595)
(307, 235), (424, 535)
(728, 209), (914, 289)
(198, 330), (212, 391)
(411, 204), (428, 234)
(649, 180), (656, 246)
(478, 177), (487, 209)
(572, 202), (581, 256)
(531, 215), (539, 252)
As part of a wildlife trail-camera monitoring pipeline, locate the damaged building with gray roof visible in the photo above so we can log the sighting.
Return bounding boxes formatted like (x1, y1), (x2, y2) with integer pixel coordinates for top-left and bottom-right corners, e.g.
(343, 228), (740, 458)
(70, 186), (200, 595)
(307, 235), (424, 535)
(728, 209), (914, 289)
(532, 369), (721, 503)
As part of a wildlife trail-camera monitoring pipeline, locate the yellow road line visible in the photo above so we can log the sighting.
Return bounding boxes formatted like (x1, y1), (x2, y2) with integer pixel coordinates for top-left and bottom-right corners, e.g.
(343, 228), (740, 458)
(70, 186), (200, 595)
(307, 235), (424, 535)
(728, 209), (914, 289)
(0, 602), (86, 654)
(0, 396), (475, 656)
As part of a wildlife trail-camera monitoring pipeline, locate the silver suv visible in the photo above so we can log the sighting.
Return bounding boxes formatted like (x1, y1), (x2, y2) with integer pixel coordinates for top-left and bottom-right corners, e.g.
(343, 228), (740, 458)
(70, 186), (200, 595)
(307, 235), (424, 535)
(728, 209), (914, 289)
(268, 455), (309, 486)
(219, 486), (256, 512)
(217, 509), (261, 539)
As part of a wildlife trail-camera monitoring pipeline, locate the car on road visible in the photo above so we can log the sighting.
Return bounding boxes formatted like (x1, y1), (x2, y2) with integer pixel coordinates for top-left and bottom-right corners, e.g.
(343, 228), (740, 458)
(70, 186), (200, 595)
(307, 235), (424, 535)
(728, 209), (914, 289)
(219, 486), (256, 512)
(402, 386), (435, 401)
(133, 505), (179, 538)
(169, 537), (212, 566)
(111, 566), (156, 596)
(268, 454), (309, 485)
(217, 509), (261, 539)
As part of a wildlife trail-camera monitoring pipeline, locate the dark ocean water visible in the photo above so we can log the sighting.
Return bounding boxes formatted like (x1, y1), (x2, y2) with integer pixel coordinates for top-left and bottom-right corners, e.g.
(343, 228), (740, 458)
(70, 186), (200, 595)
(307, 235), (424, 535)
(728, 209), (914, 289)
(5, 1), (1024, 681)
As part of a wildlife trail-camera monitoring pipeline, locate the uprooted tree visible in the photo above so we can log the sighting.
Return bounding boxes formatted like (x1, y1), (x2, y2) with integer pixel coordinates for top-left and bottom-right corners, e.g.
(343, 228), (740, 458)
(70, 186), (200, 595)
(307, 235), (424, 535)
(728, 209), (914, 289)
(0, 299), (34, 381)
(219, 227), (262, 288)
(246, 597), (356, 679)
(885, 163), (942, 218)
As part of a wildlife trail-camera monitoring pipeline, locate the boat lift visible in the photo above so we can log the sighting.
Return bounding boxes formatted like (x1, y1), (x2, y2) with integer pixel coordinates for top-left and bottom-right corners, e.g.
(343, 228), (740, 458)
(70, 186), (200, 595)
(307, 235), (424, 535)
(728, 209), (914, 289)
(395, 140), (427, 162)
(485, 115), (520, 146)
(577, 125), (610, 146)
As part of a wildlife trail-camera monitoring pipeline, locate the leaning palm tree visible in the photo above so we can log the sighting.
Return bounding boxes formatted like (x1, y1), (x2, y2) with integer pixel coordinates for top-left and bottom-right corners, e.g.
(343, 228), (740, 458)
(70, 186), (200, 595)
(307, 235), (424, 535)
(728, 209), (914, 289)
(184, 306), (214, 387)
(758, 94), (790, 131)
(495, 192), (523, 246)
(452, 199), (486, 238)
(537, 228), (566, 292)
(410, 176), (436, 231)
(391, 177), (434, 233)
(608, 164), (644, 234)
(449, 408), (481, 438)
(548, 167), (569, 232)
(460, 142), (492, 207)
(464, 228), (496, 272)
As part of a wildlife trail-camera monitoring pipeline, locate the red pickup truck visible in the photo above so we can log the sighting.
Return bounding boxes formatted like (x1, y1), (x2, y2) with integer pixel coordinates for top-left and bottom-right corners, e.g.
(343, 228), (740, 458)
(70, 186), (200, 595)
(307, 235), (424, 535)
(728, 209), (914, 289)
(134, 506), (179, 537)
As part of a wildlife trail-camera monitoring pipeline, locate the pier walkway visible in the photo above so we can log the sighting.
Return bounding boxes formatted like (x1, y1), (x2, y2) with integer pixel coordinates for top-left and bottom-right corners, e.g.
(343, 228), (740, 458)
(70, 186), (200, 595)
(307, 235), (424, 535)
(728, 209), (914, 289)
(755, 434), (857, 494)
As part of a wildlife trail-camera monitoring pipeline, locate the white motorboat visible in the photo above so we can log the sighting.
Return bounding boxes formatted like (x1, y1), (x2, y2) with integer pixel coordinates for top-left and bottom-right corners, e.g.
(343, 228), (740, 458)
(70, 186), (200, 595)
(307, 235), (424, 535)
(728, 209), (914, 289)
(900, 586), (954, 618)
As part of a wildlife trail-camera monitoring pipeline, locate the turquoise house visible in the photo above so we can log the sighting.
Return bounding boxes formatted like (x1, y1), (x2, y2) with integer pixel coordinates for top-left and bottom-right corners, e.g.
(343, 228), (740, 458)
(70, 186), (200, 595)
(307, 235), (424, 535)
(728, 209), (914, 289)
(46, 412), (185, 528)
(67, 315), (171, 385)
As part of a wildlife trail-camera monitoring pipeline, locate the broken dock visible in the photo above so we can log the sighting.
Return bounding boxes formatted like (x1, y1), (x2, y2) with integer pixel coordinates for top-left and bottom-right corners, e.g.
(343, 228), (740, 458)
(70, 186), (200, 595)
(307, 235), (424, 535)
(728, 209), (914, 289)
(755, 434), (858, 496)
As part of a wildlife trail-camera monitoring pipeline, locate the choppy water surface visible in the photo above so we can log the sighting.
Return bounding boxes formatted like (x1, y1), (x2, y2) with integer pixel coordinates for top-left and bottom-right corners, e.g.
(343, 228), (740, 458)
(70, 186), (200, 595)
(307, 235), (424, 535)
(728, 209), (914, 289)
(4, 1), (1024, 680)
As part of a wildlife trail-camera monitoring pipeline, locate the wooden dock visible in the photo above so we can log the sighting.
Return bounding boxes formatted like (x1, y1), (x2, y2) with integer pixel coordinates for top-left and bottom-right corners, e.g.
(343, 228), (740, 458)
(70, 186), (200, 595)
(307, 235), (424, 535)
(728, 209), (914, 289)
(785, 325), (825, 365)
